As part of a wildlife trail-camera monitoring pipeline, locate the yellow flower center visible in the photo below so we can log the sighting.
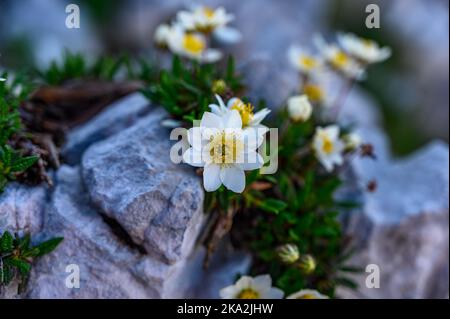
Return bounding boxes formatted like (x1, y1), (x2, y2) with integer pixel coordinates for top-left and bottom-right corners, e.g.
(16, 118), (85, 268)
(237, 289), (260, 299)
(209, 131), (244, 164)
(203, 7), (215, 18)
(322, 135), (334, 154)
(331, 50), (349, 68)
(297, 294), (318, 299)
(303, 84), (324, 103)
(231, 100), (254, 127)
(299, 55), (318, 70)
(183, 34), (205, 55)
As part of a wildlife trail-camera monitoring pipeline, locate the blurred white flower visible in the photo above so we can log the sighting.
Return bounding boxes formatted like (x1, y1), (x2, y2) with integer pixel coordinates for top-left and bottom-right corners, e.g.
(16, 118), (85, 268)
(209, 95), (270, 131)
(286, 289), (329, 299)
(314, 35), (365, 80)
(313, 125), (345, 172)
(0, 78), (5, 82)
(213, 26), (242, 45)
(337, 33), (391, 64)
(287, 95), (313, 122)
(288, 46), (322, 75)
(343, 132), (363, 150)
(154, 23), (175, 47)
(167, 27), (222, 63)
(220, 275), (284, 299)
(177, 6), (234, 33)
(276, 244), (300, 264)
(183, 109), (264, 193)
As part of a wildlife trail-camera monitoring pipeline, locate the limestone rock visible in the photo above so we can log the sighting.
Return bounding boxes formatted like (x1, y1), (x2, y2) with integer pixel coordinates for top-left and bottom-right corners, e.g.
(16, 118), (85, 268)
(82, 109), (205, 264)
(62, 93), (152, 165)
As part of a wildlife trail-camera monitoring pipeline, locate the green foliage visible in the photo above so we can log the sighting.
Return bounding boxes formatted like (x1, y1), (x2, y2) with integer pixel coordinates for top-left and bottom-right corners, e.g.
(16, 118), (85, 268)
(143, 55), (244, 123)
(0, 231), (63, 293)
(0, 75), (39, 193)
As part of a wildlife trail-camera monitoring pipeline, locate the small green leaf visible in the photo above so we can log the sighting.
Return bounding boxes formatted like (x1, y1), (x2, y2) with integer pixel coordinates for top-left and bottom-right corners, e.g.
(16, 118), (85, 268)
(34, 237), (64, 257)
(259, 199), (288, 214)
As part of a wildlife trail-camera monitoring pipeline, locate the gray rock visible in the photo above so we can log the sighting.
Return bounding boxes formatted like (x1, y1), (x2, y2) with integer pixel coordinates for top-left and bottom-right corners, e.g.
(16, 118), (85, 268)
(62, 93), (152, 165)
(26, 165), (205, 298)
(0, 183), (46, 235)
(82, 108), (205, 265)
(338, 141), (449, 299)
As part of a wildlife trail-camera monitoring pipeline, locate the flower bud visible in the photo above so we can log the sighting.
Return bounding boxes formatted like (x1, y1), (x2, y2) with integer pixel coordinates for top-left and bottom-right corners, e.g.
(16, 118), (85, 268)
(298, 254), (316, 274)
(287, 95), (312, 122)
(212, 79), (227, 95)
(343, 132), (362, 150)
(276, 244), (300, 264)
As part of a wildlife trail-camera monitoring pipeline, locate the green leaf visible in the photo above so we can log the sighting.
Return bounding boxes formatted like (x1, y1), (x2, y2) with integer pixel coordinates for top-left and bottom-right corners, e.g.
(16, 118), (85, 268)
(34, 237), (64, 257)
(0, 231), (14, 252)
(10, 155), (38, 172)
(258, 199), (288, 214)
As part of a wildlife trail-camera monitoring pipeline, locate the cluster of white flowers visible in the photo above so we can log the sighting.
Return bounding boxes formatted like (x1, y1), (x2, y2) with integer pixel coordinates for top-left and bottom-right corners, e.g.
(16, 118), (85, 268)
(219, 274), (328, 299)
(183, 95), (270, 193)
(154, 6), (241, 63)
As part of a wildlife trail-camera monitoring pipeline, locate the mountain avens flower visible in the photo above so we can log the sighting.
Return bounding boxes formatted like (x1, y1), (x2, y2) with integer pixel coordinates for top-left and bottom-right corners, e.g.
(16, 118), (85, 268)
(314, 35), (365, 80)
(287, 289), (329, 299)
(276, 244), (300, 264)
(177, 6), (234, 33)
(313, 125), (345, 172)
(287, 95), (313, 122)
(337, 32), (391, 64)
(209, 95), (270, 131)
(220, 275), (284, 299)
(288, 46), (322, 75)
(154, 23), (174, 48)
(183, 108), (264, 193)
(298, 254), (316, 274)
(167, 27), (222, 63)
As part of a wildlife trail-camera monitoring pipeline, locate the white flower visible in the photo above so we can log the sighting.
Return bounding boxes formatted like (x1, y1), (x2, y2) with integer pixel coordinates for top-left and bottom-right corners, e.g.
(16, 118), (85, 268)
(167, 27), (222, 63)
(213, 26), (242, 45)
(337, 33), (391, 64)
(209, 95), (270, 131)
(177, 6), (234, 33)
(220, 275), (284, 299)
(287, 95), (313, 122)
(314, 35), (365, 80)
(313, 125), (345, 172)
(0, 78), (5, 82)
(287, 289), (329, 299)
(154, 24), (175, 47)
(343, 132), (362, 150)
(288, 46), (322, 75)
(183, 110), (264, 193)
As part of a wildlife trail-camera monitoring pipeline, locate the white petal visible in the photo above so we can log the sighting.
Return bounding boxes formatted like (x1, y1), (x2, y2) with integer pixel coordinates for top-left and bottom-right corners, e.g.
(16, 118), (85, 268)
(209, 104), (222, 115)
(250, 108), (271, 126)
(222, 109), (242, 129)
(213, 26), (242, 44)
(203, 164), (222, 192)
(215, 94), (228, 112)
(220, 165), (245, 193)
(238, 151), (264, 170)
(183, 148), (205, 167)
(219, 285), (239, 299)
(243, 128), (265, 149)
(202, 49), (223, 63)
(200, 112), (223, 129)
(251, 275), (272, 291)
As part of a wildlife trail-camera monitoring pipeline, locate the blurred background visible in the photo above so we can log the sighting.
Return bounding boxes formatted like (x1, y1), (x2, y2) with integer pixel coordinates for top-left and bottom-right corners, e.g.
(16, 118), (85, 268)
(0, 0), (448, 156)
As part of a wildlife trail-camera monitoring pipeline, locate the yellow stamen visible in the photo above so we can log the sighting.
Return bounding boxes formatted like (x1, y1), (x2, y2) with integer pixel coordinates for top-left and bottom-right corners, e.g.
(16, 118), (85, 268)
(303, 84), (324, 103)
(322, 136), (334, 154)
(331, 50), (349, 68)
(230, 99), (254, 127)
(299, 55), (317, 69)
(183, 34), (205, 55)
(297, 294), (318, 299)
(209, 132), (244, 164)
(203, 7), (215, 18)
(237, 289), (260, 299)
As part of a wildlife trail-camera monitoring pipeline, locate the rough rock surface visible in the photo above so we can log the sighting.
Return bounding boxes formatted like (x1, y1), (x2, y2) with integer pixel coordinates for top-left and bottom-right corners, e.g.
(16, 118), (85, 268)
(62, 93), (152, 165)
(82, 108), (205, 264)
(26, 166), (202, 298)
(338, 141), (449, 299)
